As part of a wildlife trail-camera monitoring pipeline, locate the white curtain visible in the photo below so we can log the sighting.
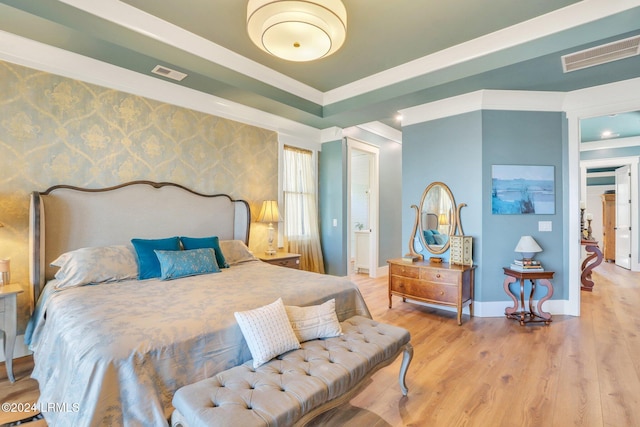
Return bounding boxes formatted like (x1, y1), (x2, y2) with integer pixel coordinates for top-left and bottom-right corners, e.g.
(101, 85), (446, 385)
(283, 146), (325, 273)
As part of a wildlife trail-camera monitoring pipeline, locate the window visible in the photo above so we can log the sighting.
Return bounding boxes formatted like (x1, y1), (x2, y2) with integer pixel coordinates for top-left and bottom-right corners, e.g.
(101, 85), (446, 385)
(282, 145), (324, 273)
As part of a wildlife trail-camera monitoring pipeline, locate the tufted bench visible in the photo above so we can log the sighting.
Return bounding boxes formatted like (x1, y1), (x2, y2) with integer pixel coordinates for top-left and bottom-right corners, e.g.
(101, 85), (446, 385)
(171, 315), (413, 427)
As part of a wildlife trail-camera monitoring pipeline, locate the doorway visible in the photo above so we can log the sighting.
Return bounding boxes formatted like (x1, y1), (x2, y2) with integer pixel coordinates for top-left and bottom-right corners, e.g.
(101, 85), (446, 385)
(580, 157), (639, 273)
(347, 138), (379, 277)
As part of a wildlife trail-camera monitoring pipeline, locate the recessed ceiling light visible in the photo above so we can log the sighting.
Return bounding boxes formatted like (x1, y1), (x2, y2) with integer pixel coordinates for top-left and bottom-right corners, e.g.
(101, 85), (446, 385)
(600, 130), (619, 139)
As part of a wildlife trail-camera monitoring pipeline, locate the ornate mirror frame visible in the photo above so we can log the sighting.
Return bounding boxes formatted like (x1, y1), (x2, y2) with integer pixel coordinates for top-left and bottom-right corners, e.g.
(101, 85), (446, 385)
(407, 181), (467, 260)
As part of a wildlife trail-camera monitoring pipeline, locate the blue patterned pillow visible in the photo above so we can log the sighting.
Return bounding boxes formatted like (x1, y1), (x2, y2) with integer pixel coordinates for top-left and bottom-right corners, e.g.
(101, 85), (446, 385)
(180, 236), (229, 268)
(423, 230), (436, 245)
(154, 248), (220, 280)
(131, 237), (181, 279)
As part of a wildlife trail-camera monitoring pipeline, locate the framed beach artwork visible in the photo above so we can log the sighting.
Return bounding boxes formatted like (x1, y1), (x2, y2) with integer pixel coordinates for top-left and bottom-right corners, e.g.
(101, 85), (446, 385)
(492, 165), (555, 214)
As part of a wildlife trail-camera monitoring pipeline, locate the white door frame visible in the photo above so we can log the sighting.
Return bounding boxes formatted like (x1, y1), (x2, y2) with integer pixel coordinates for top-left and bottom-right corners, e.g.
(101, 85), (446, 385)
(347, 138), (380, 278)
(566, 77), (640, 316)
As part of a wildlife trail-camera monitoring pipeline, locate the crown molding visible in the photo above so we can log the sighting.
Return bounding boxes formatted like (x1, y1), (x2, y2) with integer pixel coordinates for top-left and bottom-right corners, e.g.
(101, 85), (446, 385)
(355, 122), (402, 144)
(58, 0), (324, 104)
(0, 30), (321, 141)
(324, 0), (640, 105)
(399, 90), (565, 126)
(580, 135), (640, 151)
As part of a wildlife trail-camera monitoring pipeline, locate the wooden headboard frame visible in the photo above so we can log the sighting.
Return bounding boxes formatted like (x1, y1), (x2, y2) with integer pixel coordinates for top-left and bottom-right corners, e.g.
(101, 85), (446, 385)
(29, 181), (250, 305)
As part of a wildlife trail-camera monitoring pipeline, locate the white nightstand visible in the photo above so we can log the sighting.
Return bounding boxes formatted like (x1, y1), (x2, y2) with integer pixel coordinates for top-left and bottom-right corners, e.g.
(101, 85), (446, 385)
(1, 284), (24, 383)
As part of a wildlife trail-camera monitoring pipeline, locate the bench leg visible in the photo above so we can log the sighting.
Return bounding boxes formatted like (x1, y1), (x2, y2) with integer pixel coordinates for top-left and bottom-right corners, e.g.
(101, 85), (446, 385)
(399, 342), (413, 396)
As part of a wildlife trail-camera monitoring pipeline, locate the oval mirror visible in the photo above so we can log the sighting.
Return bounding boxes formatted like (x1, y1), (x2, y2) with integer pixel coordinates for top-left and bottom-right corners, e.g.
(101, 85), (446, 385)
(418, 182), (456, 254)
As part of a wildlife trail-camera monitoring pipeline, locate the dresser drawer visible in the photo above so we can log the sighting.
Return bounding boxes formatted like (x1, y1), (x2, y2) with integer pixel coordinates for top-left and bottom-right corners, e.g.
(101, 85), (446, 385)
(270, 258), (300, 269)
(389, 263), (420, 279)
(420, 268), (458, 284)
(391, 276), (457, 304)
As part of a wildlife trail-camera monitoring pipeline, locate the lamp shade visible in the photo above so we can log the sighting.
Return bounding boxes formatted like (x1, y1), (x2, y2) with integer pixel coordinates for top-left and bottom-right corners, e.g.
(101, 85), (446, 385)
(514, 236), (543, 260)
(258, 200), (282, 223)
(247, 0), (347, 62)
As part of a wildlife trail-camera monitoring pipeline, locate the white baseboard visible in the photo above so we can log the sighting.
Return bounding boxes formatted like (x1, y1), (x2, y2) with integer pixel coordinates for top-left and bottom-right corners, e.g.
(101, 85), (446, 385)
(0, 334), (32, 362)
(401, 299), (574, 318)
(373, 264), (389, 278)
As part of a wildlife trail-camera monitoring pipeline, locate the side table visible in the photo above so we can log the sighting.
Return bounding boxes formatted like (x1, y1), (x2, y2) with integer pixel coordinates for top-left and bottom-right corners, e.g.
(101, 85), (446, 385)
(503, 268), (554, 325)
(581, 240), (603, 292)
(259, 252), (301, 269)
(1, 284), (24, 382)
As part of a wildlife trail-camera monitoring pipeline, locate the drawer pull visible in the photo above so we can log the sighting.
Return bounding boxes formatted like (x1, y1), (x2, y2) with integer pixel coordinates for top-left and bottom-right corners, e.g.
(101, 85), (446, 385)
(436, 274), (441, 278)
(440, 291), (445, 296)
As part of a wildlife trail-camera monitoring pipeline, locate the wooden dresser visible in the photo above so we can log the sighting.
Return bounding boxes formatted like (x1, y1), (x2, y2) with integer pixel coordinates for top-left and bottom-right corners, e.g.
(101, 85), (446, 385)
(601, 193), (615, 262)
(387, 259), (475, 325)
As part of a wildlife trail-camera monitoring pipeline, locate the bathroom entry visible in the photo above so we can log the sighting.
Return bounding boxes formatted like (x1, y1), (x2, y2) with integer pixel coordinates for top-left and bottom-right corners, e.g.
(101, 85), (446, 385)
(347, 138), (379, 276)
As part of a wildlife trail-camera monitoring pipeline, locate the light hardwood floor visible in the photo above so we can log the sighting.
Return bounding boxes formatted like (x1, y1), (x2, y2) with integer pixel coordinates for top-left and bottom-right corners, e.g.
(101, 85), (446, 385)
(2, 262), (639, 427)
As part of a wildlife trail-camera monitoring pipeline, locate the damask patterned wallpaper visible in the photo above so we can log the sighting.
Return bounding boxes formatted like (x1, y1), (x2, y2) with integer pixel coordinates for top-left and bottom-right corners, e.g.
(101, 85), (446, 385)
(0, 60), (278, 332)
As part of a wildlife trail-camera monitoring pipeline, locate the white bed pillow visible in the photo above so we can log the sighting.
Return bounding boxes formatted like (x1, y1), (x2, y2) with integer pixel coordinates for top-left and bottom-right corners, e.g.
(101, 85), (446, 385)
(219, 240), (258, 265)
(51, 245), (138, 289)
(234, 298), (301, 368)
(285, 299), (342, 342)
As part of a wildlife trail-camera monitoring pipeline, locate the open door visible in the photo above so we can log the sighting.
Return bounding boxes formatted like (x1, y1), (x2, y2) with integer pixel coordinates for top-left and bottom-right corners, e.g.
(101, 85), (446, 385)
(615, 165), (632, 269)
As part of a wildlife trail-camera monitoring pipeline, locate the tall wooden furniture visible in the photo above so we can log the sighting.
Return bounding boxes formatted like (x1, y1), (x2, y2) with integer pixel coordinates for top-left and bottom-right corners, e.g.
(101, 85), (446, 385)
(388, 259), (475, 325)
(503, 268), (554, 325)
(601, 193), (616, 262)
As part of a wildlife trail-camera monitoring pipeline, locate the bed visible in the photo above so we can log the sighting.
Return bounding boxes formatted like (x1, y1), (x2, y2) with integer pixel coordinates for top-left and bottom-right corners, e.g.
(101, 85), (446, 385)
(26, 181), (371, 427)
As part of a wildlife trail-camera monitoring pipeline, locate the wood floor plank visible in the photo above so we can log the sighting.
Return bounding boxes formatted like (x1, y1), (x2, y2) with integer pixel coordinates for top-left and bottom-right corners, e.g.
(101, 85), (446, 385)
(2, 262), (639, 427)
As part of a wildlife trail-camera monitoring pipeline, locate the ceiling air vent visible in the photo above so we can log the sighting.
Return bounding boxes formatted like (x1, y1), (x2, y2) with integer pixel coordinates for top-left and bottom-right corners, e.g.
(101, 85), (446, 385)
(151, 65), (187, 81)
(562, 35), (640, 73)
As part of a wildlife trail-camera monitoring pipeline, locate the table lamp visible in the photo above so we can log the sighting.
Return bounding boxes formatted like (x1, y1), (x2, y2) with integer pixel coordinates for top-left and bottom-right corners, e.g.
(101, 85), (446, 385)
(258, 200), (281, 255)
(514, 235), (542, 261)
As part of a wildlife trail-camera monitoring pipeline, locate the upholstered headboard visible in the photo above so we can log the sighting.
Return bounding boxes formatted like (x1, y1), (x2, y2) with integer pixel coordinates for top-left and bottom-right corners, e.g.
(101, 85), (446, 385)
(29, 181), (250, 305)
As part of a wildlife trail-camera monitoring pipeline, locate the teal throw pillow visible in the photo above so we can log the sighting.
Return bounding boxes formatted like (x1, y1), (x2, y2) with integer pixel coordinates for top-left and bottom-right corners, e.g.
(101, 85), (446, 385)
(154, 248), (220, 280)
(422, 230), (436, 245)
(131, 237), (181, 279)
(180, 236), (229, 268)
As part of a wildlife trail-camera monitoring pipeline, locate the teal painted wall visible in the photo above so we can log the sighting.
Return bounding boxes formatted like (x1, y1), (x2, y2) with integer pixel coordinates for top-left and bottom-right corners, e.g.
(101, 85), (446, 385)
(378, 138), (403, 264)
(402, 111), (483, 286)
(403, 110), (566, 303)
(319, 139), (347, 276)
(482, 110), (565, 300)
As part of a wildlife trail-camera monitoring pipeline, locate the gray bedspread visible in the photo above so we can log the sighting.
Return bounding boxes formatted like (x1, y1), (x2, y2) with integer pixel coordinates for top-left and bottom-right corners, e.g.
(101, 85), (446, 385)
(28, 260), (370, 427)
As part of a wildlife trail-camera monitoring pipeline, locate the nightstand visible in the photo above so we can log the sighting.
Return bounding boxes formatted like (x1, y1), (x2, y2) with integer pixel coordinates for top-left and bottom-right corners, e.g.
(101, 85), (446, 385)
(259, 252), (301, 269)
(1, 284), (24, 383)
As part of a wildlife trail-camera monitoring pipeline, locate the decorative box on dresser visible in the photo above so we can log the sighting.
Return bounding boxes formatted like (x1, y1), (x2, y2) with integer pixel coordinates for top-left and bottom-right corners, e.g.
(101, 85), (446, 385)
(387, 259), (475, 325)
(601, 193), (616, 262)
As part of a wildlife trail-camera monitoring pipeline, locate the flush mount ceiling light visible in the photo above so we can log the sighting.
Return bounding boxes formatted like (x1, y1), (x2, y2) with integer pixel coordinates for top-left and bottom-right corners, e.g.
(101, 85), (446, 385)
(247, 0), (347, 62)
